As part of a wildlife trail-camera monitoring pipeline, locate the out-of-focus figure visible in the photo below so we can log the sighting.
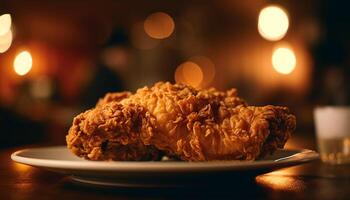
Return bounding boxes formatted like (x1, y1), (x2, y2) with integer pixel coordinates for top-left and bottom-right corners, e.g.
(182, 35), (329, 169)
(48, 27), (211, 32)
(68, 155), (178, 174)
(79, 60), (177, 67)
(81, 29), (128, 108)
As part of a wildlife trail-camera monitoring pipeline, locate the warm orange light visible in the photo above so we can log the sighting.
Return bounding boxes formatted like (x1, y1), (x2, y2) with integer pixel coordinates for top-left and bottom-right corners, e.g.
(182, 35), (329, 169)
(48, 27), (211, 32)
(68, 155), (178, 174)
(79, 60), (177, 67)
(0, 14), (11, 36)
(175, 61), (203, 88)
(12, 162), (31, 173)
(144, 12), (175, 39)
(258, 6), (289, 41)
(12, 163), (33, 190)
(256, 175), (305, 191)
(272, 47), (296, 74)
(14, 51), (33, 76)
(0, 29), (12, 53)
(189, 56), (216, 87)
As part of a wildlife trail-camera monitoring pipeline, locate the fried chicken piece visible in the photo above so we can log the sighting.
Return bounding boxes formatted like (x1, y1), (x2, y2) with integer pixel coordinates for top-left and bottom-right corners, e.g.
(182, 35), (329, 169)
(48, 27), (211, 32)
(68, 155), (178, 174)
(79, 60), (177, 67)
(117, 82), (295, 161)
(67, 90), (160, 160)
(66, 82), (295, 161)
(66, 103), (161, 161)
(160, 105), (295, 161)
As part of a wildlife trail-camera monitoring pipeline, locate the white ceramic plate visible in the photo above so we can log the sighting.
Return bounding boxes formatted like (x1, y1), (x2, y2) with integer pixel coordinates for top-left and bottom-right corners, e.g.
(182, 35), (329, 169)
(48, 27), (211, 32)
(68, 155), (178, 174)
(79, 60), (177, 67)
(11, 146), (319, 187)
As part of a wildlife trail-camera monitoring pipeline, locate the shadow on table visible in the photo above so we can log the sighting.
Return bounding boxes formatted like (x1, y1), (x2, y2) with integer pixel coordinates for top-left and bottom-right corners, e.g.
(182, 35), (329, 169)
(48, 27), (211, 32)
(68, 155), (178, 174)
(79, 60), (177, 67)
(60, 174), (274, 199)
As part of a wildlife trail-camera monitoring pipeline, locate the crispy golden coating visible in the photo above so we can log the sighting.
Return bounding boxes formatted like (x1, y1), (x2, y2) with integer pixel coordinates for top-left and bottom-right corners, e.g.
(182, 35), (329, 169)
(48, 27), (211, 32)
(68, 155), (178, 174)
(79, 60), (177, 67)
(96, 91), (131, 106)
(66, 103), (160, 161)
(66, 82), (296, 161)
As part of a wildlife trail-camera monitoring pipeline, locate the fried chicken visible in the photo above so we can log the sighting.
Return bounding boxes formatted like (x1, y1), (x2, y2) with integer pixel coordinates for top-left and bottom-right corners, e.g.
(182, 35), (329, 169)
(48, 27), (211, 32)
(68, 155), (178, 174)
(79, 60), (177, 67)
(66, 103), (161, 161)
(66, 82), (296, 161)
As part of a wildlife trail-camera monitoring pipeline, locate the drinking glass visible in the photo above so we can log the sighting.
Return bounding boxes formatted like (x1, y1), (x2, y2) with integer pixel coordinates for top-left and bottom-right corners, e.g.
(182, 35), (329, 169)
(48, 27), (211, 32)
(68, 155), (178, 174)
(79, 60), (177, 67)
(314, 106), (350, 164)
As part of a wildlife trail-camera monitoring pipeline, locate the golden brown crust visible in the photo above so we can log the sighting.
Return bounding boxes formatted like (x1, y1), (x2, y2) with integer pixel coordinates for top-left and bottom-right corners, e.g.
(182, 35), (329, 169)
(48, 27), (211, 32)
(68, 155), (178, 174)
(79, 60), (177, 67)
(96, 91), (132, 107)
(66, 102), (160, 161)
(66, 81), (296, 161)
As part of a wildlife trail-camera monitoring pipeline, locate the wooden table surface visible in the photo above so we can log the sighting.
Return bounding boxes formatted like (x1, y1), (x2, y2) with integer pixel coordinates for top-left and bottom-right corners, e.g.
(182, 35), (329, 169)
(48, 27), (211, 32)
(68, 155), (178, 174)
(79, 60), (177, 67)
(1, 136), (350, 200)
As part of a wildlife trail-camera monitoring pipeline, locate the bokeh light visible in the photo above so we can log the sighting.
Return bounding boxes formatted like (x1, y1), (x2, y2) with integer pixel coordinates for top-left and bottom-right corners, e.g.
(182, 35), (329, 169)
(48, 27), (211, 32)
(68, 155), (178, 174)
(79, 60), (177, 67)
(144, 12), (175, 39)
(272, 47), (296, 75)
(175, 61), (203, 88)
(0, 29), (13, 53)
(258, 6), (289, 41)
(14, 51), (33, 76)
(0, 14), (11, 36)
(189, 56), (216, 87)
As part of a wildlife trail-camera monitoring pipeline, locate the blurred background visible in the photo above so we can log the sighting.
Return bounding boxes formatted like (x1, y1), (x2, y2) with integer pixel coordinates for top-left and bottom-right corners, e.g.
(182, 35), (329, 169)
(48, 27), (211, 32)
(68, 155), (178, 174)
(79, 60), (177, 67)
(0, 0), (349, 148)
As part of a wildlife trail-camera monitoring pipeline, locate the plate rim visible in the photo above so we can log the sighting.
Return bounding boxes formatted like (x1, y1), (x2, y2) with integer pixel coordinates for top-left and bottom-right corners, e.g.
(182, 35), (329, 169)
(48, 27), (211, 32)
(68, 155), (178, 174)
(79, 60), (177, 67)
(11, 146), (319, 172)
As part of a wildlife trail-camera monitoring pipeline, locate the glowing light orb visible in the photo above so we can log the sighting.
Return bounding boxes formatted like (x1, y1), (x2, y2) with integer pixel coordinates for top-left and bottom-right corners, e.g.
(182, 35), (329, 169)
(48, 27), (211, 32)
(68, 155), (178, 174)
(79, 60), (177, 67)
(14, 51), (33, 76)
(144, 12), (175, 39)
(0, 29), (12, 53)
(272, 47), (296, 75)
(175, 61), (203, 88)
(189, 56), (216, 87)
(258, 6), (289, 41)
(0, 14), (11, 36)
